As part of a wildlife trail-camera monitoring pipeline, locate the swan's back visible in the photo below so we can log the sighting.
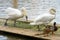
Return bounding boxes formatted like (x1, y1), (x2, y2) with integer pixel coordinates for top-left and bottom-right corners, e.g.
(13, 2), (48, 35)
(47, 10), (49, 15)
(5, 7), (22, 16)
(30, 13), (55, 25)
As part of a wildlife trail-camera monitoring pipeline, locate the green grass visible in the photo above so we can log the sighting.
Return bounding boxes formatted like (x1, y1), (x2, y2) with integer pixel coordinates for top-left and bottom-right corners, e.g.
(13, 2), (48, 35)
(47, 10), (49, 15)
(0, 20), (45, 31)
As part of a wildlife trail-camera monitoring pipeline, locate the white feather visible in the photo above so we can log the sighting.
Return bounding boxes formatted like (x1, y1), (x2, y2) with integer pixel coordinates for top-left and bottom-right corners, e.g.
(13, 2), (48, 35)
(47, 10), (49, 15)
(5, 7), (26, 20)
(30, 13), (55, 25)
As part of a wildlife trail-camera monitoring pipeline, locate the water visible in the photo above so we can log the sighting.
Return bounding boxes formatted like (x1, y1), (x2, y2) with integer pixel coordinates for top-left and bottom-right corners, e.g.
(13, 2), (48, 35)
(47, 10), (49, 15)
(0, 34), (24, 40)
(0, 32), (29, 40)
(0, 32), (31, 40)
(0, 32), (46, 40)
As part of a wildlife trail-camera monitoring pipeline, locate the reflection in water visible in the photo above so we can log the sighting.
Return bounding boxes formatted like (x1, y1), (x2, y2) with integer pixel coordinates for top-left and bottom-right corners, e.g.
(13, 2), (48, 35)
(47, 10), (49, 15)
(0, 32), (46, 40)
(0, 32), (37, 40)
(0, 35), (7, 40)
(0, 32), (28, 40)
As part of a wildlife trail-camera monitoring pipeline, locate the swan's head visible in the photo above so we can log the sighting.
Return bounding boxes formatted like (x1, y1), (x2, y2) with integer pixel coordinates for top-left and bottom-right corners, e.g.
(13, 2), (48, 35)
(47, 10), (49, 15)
(21, 7), (28, 21)
(49, 8), (56, 15)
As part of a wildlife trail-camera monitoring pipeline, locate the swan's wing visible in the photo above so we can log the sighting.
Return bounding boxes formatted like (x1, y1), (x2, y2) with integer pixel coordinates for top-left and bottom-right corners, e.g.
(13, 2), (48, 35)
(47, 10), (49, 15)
(34, 14), (55, 23)
(5, 7), (22, 16)
(0, 7), (22, 19)
(5, 7), (22, 18)
(33, 14), (46, 22)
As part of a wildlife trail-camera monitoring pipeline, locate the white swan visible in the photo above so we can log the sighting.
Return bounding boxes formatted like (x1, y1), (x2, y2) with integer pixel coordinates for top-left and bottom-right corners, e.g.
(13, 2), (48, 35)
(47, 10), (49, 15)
(30, 8), (56, 31)
(4, 7), (28, 26)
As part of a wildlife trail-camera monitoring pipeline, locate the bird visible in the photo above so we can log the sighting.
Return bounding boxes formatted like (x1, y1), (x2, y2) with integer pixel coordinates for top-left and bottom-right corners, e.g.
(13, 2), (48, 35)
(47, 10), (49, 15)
(30, 8), (56, 31)
(51, 22), (58, 35)
(4, 7), (28, 26)
(42, 22), (58, 36)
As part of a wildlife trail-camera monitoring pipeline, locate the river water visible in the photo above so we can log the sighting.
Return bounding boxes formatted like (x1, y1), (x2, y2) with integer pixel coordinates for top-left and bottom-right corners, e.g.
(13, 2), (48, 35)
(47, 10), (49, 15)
(0, 33), (26, 40)
(0, 32), (32, 40)
(0, 32), (46, 40)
